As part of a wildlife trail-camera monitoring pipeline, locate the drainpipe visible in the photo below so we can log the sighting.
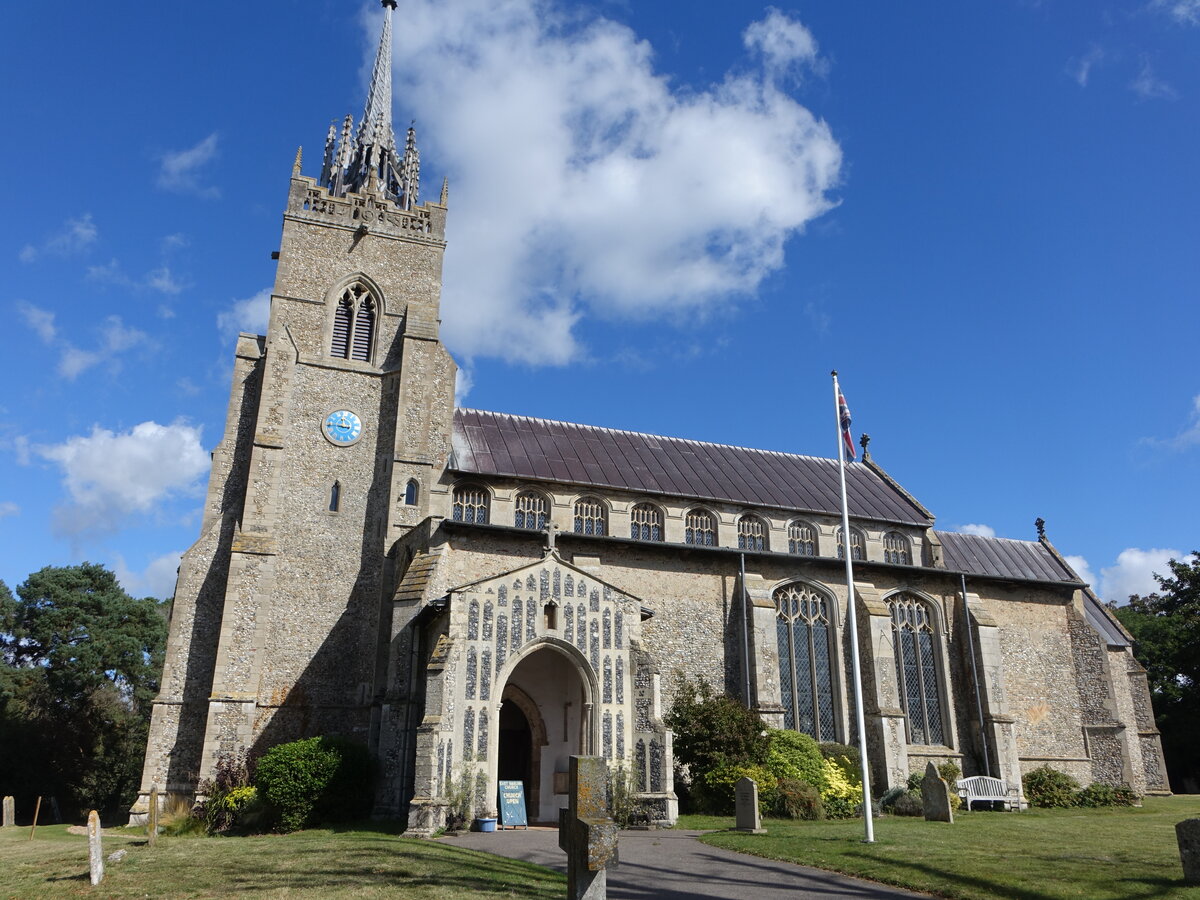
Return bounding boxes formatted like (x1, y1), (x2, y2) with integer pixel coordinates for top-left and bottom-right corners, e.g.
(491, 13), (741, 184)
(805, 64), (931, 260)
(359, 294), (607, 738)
(740, 553), (752, 706)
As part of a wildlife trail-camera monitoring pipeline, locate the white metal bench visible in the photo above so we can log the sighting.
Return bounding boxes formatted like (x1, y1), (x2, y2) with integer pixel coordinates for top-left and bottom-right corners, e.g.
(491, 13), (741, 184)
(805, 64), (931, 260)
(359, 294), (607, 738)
(956, 776), (1021, 811)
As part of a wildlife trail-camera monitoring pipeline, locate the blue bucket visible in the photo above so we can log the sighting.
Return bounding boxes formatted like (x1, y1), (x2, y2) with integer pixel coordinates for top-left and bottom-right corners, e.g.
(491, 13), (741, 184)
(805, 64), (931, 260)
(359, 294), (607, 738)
(476, 817), (497, 833)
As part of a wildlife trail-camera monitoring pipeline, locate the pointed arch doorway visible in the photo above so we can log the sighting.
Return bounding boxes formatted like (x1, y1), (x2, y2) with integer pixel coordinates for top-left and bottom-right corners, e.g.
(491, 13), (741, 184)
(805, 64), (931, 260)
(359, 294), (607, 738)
(497, 643), (592, 824)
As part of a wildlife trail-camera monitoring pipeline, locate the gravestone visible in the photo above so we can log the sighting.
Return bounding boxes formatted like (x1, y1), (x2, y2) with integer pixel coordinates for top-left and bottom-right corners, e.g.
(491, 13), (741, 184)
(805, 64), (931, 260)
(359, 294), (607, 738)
(87, 810), (104, 886)
(1178, 818), (1200, 884)
(558, 756), (619, 900)
(921, 763), (954, 823)
(2, 796), (13, 827)
(147, 785), (159, 847)
(733, 777), (765, 834)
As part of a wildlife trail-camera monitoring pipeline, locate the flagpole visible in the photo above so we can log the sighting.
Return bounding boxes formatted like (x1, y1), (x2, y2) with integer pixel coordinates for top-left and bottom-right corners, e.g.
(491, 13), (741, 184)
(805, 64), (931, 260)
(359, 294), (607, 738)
(832, 370), (874, 843)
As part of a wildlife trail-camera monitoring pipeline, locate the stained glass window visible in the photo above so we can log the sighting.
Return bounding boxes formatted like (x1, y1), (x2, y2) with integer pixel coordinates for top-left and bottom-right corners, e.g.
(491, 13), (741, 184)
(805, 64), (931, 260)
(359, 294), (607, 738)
(788, 521), (817, 556)
(514, 491), (549, 530)
(774, 582), (836, 742)
(684, 509), (717, 546)
(837, 527), (866, 561)
(738, 515), (768, 551)
(884, 532), (912, 565)
(452, 485), (489, 524)
(888, 594), (945, 746)
(574, 497), (607, 536)
(629, 503), (663, 541)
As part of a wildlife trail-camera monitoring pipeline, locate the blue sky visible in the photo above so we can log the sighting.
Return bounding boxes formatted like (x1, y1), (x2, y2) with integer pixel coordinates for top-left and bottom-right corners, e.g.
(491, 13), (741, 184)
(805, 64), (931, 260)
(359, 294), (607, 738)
(1, 0), (1196, 602)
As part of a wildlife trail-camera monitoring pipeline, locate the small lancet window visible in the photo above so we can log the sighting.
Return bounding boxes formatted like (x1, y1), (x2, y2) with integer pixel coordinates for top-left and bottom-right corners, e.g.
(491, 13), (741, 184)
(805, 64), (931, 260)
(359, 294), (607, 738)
(544, 602), (558, 631)
(329, 481), (341, 513)
(404, 479), (419, 506)
(329, 283), (377, 362)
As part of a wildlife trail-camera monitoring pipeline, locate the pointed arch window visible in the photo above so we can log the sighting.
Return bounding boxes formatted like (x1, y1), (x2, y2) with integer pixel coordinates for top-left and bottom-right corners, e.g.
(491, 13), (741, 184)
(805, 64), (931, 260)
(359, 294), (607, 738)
(329, 481), (341, 512)
(884, 531), (912, 565)
(737, 515), (768, 551)
(404, 479), (419, 506)
(330, 283), (377, 362)
(629, 503), (663, 542)
(889, 594), (945, 746)
(775, 582), (836, 742)
(837, 526), (866, 561)
(684, 509), (717, 546)
(514, 491), (549, 530)
(452, 484), (489, 524)
(788, 521), (817, 556)
(573, 497), (607, 536)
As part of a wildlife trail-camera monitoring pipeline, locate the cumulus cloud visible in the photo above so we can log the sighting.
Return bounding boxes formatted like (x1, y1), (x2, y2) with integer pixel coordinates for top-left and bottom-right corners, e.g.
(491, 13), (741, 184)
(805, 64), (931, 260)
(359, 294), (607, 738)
(57, 315), (148, 380)
(958, 523), (997, 538)
(1130, 58), (1177, 100)
(114, 551), (184, 600)
(1142, 393), (1200, 451)
(1151, 0), (1200, 25)
(37, 421), (209, 538)
(19, 213), (98, 263)
(0, 501), (19, 519)
(217, 288), (272, 338)
(17, 300), (57, 343)
(87, 259), (188, 295)
(1065, 547), (1194, 603)
(1069, 44), (1105, 87)
(1064, 554), (1097, 588)
(383, 1), (841, 364)
(158, 133), (220, 197)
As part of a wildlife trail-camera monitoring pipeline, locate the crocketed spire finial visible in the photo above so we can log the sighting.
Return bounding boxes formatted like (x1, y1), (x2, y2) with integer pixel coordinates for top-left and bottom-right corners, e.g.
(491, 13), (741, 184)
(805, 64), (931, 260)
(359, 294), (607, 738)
(316, 0), (418, 209)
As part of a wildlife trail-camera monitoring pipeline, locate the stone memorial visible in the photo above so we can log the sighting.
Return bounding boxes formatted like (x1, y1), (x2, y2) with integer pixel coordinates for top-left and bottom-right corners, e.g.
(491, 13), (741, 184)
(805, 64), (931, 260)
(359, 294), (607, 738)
(921, 762), (954, 823)
(87, 810), (104, 886)
(558, 756), (619, 900)
(1178, 818), (1200, 884)
(147, 785), (159, 847)
(733, 777), (765, 834)
(2, 796), (13, 827)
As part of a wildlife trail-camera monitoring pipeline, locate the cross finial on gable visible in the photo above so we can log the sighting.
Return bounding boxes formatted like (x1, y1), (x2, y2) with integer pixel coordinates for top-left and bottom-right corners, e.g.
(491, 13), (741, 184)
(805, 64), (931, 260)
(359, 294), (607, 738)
(543, 523), (559, 555)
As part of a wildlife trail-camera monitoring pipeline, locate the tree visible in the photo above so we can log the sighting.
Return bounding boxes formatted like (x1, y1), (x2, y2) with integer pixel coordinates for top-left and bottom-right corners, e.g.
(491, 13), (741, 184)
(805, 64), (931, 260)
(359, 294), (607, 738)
(0, 563), (168, 819)
(1112, 552), (1200, 793)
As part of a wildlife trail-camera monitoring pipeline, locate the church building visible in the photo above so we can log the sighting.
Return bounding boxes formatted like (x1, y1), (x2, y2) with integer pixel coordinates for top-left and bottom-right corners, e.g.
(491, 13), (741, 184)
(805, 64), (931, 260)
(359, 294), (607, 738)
(133, 2), (1167, 831)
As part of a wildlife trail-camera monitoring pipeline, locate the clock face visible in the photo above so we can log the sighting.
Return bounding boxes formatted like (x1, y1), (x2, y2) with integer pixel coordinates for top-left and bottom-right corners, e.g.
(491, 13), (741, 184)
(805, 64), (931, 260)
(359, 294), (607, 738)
(322, 409), (363, 445)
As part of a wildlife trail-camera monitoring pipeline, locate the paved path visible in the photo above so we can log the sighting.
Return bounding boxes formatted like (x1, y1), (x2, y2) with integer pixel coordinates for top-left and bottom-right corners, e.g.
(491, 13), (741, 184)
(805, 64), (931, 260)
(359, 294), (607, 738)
(444, 827), (927, 899)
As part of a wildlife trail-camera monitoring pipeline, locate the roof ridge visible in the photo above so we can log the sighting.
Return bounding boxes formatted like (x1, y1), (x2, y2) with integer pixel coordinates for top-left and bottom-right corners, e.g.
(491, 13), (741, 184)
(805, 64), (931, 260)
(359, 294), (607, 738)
(937, 530), (1046, 547)
(455, 406), (854, 466)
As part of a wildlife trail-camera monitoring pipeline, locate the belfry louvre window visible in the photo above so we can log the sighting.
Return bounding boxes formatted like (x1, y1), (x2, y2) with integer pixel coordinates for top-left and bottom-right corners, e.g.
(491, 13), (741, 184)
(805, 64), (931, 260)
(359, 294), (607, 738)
(684, 509), (716, 546)
(837, 527), (865, 561)
(629, 503), (663, 541)
(514, 491), (548, 530)
(889, 594), (945, 745)
(737, 515), (768, 551)
(573, 497), (607, 536)
(884, 531), (912, 565)
(330, 283), (376, 361)
(775, 582), (836, 742)
(452, 485), (489, 524)
(788, 521), (817, 556)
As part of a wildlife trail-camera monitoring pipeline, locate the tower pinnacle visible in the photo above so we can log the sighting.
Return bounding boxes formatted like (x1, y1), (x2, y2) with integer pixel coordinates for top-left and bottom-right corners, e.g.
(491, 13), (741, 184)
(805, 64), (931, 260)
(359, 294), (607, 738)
(317, 0), (419, 209)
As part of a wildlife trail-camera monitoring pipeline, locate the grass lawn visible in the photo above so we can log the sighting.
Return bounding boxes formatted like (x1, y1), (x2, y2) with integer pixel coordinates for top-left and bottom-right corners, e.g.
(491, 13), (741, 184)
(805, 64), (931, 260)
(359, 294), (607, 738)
(0, 821), (564, 899)
(687, 795), (1200, 900)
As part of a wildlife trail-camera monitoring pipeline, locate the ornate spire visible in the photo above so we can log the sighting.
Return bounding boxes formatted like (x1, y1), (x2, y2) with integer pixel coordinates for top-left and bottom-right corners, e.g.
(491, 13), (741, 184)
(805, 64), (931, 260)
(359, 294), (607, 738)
(317, 0), (418, 209)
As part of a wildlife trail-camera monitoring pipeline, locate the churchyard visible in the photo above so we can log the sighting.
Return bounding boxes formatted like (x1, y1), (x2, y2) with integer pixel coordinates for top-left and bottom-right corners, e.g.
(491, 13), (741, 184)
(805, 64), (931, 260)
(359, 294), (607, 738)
(2, 794), (1198, 898)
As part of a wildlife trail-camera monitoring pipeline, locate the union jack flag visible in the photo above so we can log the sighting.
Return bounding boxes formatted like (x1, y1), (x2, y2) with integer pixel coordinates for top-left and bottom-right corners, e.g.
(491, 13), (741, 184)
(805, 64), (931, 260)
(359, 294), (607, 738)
(839, 391), (856, 460)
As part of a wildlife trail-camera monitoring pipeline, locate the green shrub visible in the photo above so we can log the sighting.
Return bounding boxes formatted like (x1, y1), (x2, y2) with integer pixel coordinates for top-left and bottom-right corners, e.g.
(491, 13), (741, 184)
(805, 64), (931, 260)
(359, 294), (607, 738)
(879, 785), (907, 812)
(937, 761), (962, 785)
(666, 676), (768, 777)
(1076, 783), (1140, 808)
(774, 778), (823, 820)
(1022, 765), (1080, 809)
(820, 756), (862, 819)
(764, 730), (828, 793)
(696, 762), (777, 815)
(819, 742), (861, 771)
(892, 791), (923, 817)
(254, 736), (376, 832)
(197, 749), (257, 833)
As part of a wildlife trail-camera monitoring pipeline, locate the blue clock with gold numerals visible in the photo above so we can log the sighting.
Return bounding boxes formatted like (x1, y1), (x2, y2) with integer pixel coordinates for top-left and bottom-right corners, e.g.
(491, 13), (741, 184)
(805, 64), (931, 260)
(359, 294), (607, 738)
(322, 409), (363, 446)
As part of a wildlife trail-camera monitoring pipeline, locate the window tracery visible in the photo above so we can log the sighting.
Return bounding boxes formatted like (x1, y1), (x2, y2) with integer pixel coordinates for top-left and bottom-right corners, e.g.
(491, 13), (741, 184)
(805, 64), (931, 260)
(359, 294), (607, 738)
(888, 593), (945, 746)
(629, 503), (663, 541)
(788, 521), (817, 556)
(884, 531), (912, 565)
(774, 581), (836, 741)
(737, 515), (768, 551)
(837, 526), (866, 561)
(329, 283), (377, 362)
(684, 509), (717, 546)
(514, 491), (549, 530)
(573, 497), (607, 536)
(452, 484), (489, 524)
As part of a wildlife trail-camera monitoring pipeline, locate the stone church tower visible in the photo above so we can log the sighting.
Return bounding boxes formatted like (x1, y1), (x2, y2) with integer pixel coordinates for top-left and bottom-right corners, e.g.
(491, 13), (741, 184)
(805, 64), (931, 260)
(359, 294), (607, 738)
(134, 0), (458, 818)
(134, 0), (1167, 828)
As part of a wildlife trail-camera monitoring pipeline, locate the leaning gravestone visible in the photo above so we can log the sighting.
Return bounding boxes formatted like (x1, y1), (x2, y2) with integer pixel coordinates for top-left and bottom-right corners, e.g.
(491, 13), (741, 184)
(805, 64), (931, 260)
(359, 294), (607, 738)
(921, 762), (954, 823)
(734, 777), (766, 834)
(87, 810), (104, 886)
(147, 785), (159, 847)
(2, 796), (13, 827)
(1178, 818), (1200, 884)
(558, 756), (619, 900)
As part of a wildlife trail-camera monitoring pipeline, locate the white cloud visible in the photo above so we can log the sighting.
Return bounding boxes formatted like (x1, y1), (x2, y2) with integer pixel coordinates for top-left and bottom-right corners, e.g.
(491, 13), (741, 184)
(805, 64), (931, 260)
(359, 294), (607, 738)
(157, 133), (220, 197)
(0, 501), (19, 519)
(958, 523), (997, 538)
(386, 1), (841, 364)
(37, 420), (209, 537)
(87, 259), (187, 295)
(217, 289), (272, 338)
(145, 266), (185, 295)
(455, 367), (474, 403)
(1100, 547), (1187, 602)
(1069, 44), (1105, 87)
(1130, 59), (1177, 100)
(1064, 554), (1097, 588)
(19, 213), (98, 263)
(17, 300), (57, 343)
(57, 315), (148, 380)
(1143, 393), (1200, 451)
(1151, 0), (1200, 25)
(114, 551), (183, 600)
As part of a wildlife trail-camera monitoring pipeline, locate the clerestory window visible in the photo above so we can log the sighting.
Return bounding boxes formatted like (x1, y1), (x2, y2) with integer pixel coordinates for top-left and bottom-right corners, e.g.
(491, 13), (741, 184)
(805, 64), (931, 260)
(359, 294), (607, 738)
(884, 531), (912, 565)
(737, 515), (768, 552)
(684, 509), (717, 547)
(452, 484), (489, 524)
(629, 503), (663, 542)
(788, 521), (818, 556)
(836, 526), (866, 561)
(573, 497), (607, 536)
(514, 491), (549, 530)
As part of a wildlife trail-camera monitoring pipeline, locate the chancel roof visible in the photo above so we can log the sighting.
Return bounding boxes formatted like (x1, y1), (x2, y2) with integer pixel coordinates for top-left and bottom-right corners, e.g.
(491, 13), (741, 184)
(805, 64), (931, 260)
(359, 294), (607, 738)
(450, 408), (934, 526)
(936, 531), (1080, 584)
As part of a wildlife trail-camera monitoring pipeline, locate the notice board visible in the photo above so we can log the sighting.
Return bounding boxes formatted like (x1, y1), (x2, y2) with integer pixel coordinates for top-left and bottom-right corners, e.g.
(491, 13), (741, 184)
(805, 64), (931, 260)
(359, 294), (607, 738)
(498, 780), (528, 829)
